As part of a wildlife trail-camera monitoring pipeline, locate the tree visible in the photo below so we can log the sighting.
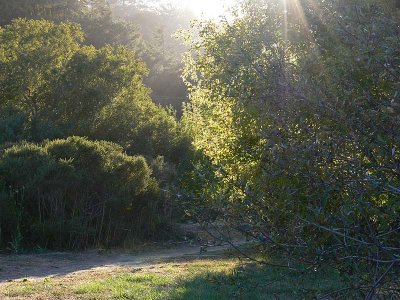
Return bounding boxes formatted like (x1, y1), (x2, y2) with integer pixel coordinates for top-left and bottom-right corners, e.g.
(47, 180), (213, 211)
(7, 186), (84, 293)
(0, 0), (144, 48)
(0, 19), (84, 139)
(111, 1), (194, 110)
(0, 0), (82, 25)
(0, 19), (179, 160)
(46, 45), (148, 136)
(0, 0), (192, 111)
(183, 0), (400, 297)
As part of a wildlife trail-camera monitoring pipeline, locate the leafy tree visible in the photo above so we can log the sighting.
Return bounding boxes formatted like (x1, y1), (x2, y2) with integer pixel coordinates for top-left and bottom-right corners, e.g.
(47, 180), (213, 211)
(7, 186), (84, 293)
(0, 0), (144, 49)
(0, 0), (82, 25)
(46, 45), (148, 136)
(0, 19), (84, 140)
(0, 18), (179, 159)
(0, 4), (193, 252)
(182, 0), (400, 296)
(0, 0), (192, 110)
(92, 88), (180, 158)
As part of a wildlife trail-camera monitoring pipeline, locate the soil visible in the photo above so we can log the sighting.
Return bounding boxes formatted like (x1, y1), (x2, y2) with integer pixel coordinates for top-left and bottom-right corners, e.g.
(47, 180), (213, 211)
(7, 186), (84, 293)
(0, 241), (245, 284)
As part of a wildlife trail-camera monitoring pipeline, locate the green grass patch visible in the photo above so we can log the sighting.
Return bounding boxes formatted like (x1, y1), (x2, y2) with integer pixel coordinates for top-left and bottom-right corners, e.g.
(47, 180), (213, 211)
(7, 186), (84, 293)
(1, 257), (344, 299)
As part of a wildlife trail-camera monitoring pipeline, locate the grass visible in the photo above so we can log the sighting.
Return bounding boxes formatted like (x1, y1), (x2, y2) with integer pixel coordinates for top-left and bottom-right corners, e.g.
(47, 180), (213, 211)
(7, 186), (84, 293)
(0, 255), (344, 299)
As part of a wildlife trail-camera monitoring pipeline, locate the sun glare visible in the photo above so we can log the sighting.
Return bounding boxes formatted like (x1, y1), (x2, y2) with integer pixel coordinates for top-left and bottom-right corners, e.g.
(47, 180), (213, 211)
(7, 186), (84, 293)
(174, 0), (234, 20)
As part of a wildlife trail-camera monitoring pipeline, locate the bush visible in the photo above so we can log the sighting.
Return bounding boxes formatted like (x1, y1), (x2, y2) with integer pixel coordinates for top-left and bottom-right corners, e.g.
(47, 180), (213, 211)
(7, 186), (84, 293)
(91, 89), (183, 160)
(0, 107), (28, 144)
(182, 0), (400, 297)
(0, 136), (170, 250)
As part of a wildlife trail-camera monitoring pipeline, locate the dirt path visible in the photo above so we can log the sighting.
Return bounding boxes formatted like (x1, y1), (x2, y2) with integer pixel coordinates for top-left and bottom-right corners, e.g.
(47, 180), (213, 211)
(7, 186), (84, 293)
(0, 241), (243, 284)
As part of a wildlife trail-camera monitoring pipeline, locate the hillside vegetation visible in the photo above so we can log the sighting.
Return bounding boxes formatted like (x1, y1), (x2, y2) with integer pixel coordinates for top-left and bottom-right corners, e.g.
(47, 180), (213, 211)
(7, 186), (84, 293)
(0, 0), (399, 298)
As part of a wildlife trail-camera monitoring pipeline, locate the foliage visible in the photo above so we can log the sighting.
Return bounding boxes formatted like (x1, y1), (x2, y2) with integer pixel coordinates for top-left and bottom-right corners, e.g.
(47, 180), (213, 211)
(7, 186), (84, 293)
(47, 45), (148, 136)
(0, 18), (180, 159)
(0, 18), (192, 251)
(0, 0), (143, 49)
(0, 107), (28, 144)
(182, 0), (400, 297)
(92, 89), (179, 159)
(0, 0), (190, 111)
(111, 0), (193, 111)
(0, 137), (170, 249)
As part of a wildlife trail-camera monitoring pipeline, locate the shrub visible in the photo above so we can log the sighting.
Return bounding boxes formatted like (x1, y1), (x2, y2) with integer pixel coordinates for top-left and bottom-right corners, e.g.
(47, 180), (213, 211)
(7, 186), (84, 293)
(0, 137), (169, 250)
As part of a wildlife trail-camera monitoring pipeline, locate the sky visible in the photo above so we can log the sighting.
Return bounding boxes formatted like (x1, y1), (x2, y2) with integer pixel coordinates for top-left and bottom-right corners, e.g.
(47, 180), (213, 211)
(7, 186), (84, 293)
(170, 0), (236, 20)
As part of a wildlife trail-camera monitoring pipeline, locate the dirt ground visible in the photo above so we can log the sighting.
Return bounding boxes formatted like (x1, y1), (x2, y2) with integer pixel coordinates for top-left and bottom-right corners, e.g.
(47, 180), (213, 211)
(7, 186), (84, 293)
(0, 223), (246, 285)
(0, 242), (242, 284)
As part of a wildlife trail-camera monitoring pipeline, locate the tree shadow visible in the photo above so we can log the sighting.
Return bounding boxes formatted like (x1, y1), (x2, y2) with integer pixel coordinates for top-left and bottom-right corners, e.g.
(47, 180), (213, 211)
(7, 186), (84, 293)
(0, 244), (233, 282)
(0, 249), (344, 299)
(168, 260), (344, 300)
(0, 251), (139, 282)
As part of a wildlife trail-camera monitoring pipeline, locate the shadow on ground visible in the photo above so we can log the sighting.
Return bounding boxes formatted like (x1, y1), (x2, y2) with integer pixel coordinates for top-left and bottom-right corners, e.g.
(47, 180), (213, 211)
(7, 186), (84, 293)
(72, 258), (344, 300)
(0, 242), (239, 283)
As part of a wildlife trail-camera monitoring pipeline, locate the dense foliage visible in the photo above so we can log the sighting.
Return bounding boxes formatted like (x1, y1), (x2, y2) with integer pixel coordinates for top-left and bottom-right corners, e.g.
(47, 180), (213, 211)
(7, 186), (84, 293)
(0, 18), (181, 158)
(182, 0), (400, 297)
(0, 0), (191, 111)
(0, 18), (186, 250)
(0, 0), (142, 48)
(0, 137), (170, 250)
